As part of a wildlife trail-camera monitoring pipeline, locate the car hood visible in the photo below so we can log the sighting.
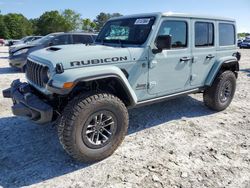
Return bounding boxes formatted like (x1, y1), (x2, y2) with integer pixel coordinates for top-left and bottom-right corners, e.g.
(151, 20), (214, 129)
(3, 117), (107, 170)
(29, 44), (133, 70)
(10, 43), (37, 53)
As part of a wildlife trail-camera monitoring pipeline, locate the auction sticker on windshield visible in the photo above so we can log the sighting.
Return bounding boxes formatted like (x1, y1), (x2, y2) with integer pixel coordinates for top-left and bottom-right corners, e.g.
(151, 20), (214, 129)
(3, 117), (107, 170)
(134, 18), (151, 25)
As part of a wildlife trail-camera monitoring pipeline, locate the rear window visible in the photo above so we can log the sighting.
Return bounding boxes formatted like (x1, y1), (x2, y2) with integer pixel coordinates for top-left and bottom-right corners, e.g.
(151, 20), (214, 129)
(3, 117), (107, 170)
(219, 23), (235, 46)
(73, 35), (93, 44)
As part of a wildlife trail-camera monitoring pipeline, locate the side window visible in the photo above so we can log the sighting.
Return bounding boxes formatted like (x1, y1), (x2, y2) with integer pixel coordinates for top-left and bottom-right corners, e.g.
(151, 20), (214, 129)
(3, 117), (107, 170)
(219, 23), (235, 46)
(52, 35), (70, 45)
(25, 37), (34, 43)
(158, 20), (187, 48)
(195, 22), (214, 47)
(73, 35), (93, 44)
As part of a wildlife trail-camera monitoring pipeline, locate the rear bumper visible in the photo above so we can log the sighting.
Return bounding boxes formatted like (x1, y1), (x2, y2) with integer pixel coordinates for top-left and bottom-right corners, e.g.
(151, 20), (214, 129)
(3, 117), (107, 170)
(2, 79), (53, 124)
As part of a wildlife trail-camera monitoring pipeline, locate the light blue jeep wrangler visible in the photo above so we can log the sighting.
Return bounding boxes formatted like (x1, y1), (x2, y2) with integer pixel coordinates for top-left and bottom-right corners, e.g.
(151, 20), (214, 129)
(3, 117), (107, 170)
(3, 12), (240, 162)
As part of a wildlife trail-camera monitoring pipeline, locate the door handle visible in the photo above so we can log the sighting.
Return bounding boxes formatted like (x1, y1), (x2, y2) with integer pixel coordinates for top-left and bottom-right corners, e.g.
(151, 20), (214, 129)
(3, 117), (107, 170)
(206, 54), (215, 59)
(180, 57), (191, 62)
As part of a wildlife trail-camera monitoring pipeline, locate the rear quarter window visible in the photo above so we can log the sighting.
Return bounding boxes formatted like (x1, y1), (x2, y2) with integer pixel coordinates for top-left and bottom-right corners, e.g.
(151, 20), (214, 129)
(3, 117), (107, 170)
(219, 23), (235, 46)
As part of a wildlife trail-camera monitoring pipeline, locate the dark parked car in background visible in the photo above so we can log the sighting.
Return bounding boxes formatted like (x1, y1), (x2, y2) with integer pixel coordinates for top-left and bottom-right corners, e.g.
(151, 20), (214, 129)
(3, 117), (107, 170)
(237, 39), (243, 47)
(9, 32), (97, 69)
(8, 36), (42, 46)
(239, 38), (250, 49)
(9, 36), (43, 52)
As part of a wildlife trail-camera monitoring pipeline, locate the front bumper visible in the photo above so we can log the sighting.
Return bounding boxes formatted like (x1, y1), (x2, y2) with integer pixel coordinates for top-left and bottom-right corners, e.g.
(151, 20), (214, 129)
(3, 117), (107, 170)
(2, 79), (53, 124)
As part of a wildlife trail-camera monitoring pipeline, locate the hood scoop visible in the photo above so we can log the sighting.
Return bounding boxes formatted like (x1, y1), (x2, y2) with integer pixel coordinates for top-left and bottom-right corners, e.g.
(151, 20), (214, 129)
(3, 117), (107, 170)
(47, 47), (61, 51)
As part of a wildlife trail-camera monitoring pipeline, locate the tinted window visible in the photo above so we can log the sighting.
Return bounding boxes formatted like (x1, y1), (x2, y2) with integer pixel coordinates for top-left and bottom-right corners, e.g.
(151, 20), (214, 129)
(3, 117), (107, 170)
(158, 21), (187, 48)
(52, 35), (70, 45)
(73, 35), (93, 44)
(34, 37), (42, 40)
(24, 37), (34, 43)
(195, 22), (214, 47)
(219, 23), (235, 46)
(31, 34), (56, 45)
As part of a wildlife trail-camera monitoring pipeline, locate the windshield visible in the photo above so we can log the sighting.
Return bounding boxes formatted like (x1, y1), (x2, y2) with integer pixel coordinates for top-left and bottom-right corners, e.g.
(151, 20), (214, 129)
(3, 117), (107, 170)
(96, 17), (155, 45)
(30, 34), (56, 45)
(244, 39), (250, 42)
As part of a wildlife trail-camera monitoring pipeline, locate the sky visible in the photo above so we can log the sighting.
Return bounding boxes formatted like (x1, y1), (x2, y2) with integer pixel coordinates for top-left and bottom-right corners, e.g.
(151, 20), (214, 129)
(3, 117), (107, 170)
(0, 0), (250, 32)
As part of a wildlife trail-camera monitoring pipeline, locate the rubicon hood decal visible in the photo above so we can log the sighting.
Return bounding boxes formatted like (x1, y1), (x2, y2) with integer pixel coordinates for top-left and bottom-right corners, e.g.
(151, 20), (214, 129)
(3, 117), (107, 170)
(30, 44), (132, 70)
(70, 56), (128, 67)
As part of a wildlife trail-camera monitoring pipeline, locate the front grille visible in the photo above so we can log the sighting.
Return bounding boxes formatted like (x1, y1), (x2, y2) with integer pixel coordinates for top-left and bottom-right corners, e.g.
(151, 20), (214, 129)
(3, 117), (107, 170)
(26, 59), (47, 87)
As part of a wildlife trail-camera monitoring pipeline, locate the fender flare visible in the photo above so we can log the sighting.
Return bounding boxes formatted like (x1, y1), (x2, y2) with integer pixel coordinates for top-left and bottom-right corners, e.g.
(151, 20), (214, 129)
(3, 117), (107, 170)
(49, 66), (138, 106)
(76, 73), (137, 106)
(205, 56), (239, 86)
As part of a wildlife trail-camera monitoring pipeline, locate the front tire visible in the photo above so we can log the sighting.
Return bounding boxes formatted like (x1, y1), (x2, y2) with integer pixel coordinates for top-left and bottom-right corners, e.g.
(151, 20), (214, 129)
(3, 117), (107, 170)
(203, 70), (236, 111)
(57, 93), (129, 163)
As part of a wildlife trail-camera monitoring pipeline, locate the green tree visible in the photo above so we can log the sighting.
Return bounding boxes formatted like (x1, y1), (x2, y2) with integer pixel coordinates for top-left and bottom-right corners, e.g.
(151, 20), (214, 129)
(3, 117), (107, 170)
(62, 9), (81, 31)
(0, 14), (9, 38)
(238, 33), (250, 38)
(29, 18), (39, 35)
(82, 18), (96, 31)
(36, 11), (68, 35)
(90, 22), (97, 31)
(3, 13), (33, 39)
(94, 12), (122, 31)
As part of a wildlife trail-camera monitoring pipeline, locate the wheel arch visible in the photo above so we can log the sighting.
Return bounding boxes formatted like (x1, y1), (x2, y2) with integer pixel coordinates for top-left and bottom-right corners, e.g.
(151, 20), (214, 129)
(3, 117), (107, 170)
(49, 66), (138, 107)
(205, 56), (239, 86)
(71, 73), (137, 107)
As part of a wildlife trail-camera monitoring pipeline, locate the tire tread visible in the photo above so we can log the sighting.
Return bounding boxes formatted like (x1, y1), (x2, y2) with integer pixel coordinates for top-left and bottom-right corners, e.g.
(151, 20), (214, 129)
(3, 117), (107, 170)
(57, 93), (128, 162)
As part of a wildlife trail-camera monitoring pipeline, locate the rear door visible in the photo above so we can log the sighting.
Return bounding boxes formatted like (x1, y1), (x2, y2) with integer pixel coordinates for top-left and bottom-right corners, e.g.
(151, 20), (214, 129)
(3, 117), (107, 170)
(191, 19), (216, 86)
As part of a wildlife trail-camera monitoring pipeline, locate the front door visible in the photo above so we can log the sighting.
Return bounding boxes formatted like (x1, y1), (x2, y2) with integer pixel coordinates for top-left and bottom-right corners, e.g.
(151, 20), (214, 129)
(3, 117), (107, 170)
(148, 18), (192, 95)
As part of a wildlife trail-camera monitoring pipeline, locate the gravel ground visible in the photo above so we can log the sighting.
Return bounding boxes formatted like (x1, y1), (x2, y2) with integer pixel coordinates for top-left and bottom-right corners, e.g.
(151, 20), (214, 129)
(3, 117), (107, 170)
(0, 46), (249, 188)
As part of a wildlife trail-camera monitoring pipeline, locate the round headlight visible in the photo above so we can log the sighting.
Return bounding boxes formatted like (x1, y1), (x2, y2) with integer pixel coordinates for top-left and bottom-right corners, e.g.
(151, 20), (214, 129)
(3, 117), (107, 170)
(47, 69), (51, 78)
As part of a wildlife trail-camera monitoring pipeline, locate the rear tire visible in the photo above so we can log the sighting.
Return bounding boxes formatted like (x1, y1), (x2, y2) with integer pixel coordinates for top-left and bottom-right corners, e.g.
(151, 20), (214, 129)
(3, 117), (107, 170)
(203, 70), (236, 111)
(57, 93), (128, 163)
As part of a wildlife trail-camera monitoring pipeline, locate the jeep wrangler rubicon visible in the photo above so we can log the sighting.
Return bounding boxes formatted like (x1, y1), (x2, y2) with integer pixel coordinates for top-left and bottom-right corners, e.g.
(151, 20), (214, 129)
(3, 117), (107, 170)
(3, 12), (240, 162)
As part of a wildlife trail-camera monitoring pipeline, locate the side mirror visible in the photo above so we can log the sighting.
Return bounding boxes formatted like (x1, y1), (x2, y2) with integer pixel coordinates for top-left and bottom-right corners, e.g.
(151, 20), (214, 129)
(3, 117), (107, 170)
(153, 35), (172, 54)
